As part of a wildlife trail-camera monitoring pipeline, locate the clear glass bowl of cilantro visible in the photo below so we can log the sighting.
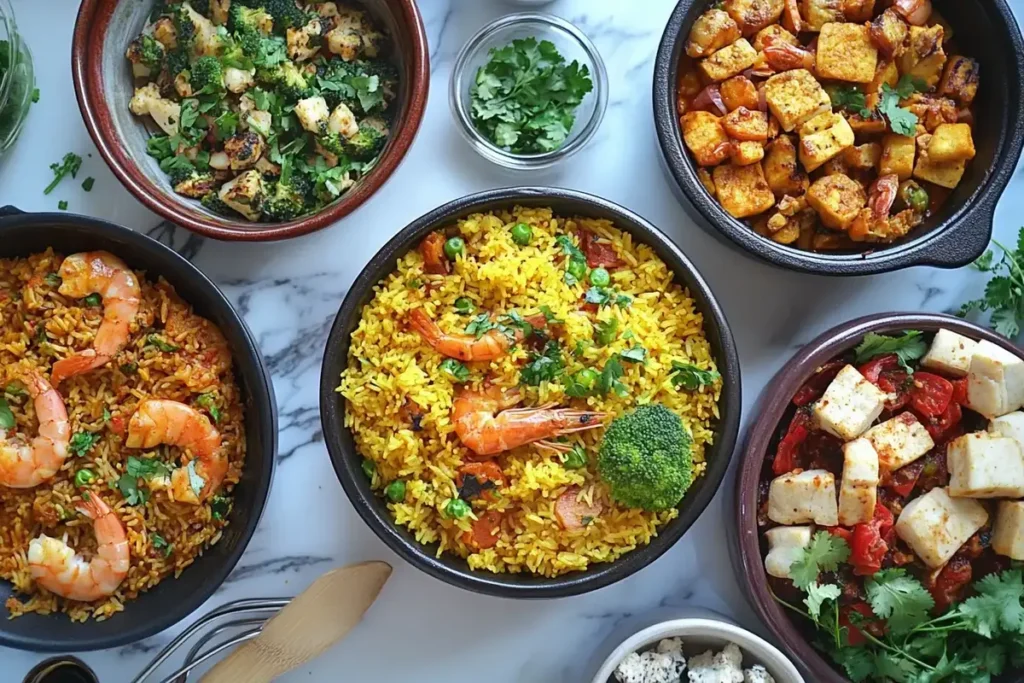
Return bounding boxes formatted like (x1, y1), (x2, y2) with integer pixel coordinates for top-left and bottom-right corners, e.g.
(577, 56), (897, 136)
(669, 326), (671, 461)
(0, 0), (35, 159)
(449, 13), (608, 170)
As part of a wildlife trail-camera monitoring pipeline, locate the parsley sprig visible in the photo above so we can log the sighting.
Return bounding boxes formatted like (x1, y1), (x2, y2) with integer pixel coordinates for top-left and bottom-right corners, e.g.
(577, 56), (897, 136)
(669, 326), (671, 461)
(959, 228), (1024, 338)
(44, 153), (83, 195)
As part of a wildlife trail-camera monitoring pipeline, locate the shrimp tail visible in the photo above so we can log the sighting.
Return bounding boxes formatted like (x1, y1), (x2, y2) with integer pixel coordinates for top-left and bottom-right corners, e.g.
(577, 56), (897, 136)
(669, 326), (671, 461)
(51, 350), (108, 387)
(407, 308), (441, 344)
(75, 494), (110, 520)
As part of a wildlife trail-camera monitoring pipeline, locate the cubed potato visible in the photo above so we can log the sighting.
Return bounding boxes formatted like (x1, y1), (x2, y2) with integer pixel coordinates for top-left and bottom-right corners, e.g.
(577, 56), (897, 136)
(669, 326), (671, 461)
(947, 432), (1024, 498)
(724, 107), (769, 141)
(847, 113), (888, 136)
(880, 134), (916, 181)
(799, 112), (855, 172)
(801, 0), (844, 31)
(816, 23), (878, 84)
(992, 501), (1024, 561)
(813, 364), (886, 439)
(898, 25), (947, 90)
(806, 174), (866, 230)
(686, 9), (742, 59)
(966, 340), (1024, 419)
(763, 135), (809, 197)
(700, 38), (759, 82)
(921, 328), (977, 377)
(768, 469), (839, 526)
(869, 8), (908, 60)
(764, 526), (814, 579)
(895, 487), (988, 568)
(764, 69), (833, 132)
(863, 412), (935, 472)
(843, 143), (882, 170)
(720, 76), (760, 111)
(844, 0), (876, 22)
(712, 163), (777, 217)
(731, 140), (766, 165)
(753, 24), (798, 52)
(868, 60), (900, 96)
(939, 56), (980, 107)
(927, 123), (976, 163)
(682, 111), (732, 167)
(725, 0), (785, 35)
(913, 150), (966, 190)
(839, 438), (880, 526)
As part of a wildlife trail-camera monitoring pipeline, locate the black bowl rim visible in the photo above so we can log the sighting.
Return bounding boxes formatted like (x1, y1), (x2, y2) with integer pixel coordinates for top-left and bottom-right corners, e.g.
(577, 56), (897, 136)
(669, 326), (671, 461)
(652, 0), (1024, 276)
(0, 208), (278, 651)
(319, 186), (742, 598)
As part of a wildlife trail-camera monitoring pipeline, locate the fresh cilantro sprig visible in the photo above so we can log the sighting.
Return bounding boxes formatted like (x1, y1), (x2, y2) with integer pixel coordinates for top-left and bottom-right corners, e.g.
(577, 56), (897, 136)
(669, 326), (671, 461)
(670, 361), (721, 391)
(0, 397), (14, 430)
(865, 568), (935, 634)
(829, 85), (872, 118)
(854, 330), (927, 372)
(790, 532), (850, 590)
(959, 228), (1024, 338)
(44, 153), (83, 195)
(520, 340), (564, 386)
(440, 358), (471, 383)
(878, 75), (928, 136)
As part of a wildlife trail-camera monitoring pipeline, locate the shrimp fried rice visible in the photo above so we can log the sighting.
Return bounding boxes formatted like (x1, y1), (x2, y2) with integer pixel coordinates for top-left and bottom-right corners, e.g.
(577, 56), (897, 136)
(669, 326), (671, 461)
(0, 249), (245, 621)
(339, 208), (722, 577)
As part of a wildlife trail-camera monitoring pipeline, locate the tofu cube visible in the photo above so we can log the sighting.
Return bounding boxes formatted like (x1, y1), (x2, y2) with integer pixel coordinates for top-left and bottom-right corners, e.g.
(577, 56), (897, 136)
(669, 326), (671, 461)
(764, 69), (833, 132)
(711, 162), (776, 218)
(913, 150), (966, 190)
(947, 432), (1024, 498)
(863, 412), (935, 472)
(767, 469), (839, 526)
(880, 135), (916, 181)
(939, 56), (980, 107)
(989, 412), (1024, 453)
(898, 25), (947, 90)
(682, 111), (732, 167)
(720, 75), (760, 111)
(753, 24), (798, 52)
(813, 365), (886, 440)
(967, 340), (1024, 418)
(799, 112), (855, 172)
(839, 438), (880, 526)
(806, 174), (866, 231)
(700, 38), (759, 82)
(843, 143), (882, 170)
(895, 487), (988, 568)
(992, 501), (1024, 560)
(763, 135), (809, 197)
(927, 123), (976, 163)
(921, 328), (977, 377)
(816, 23), (878, 84)
(723, 107), (769, 141)
(801, 0), (844, 32)
(764, 526), (813, 579)
(731, 140), (765, 166)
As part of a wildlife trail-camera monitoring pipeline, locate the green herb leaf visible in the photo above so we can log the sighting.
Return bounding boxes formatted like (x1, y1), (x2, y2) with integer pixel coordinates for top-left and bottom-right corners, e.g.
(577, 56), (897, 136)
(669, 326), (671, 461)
(865, 568), (935, 634)
(597, 356), (628, 398)
(520, 340), (564, 386)
(878, 76), (927, 136)
(464, 313), (496, 339)
(4, 382), (25, 398)
(31, 88), (39, 103)
(211, 495), (231, 520)
(117, 472), (150, 506)
(805, 581), (842, 620)
(539, 305), (563, 324)
(828, 85), (870, 116)
(196, 393), (221, 423)
(69, 431), (100, 458)
(594, 317), (618, 346)
(0, 397), (14, 430)
(853, 330), (928, 370)
(960, 230), (1024, 338)
(44, 153), (83, 195)
(126, 455), (170, 480)
(559, 444), (588, 469)
(790, 532), (850, 590)
(670, 361), (721, 391)
(186, 460), (206, 497)
(151, 532), (173, 557)
(585, 287), (613, 307)
(146, 334), (179, 352)
(57, 200), (68, 211)
(44, 273), (61, 287)
(439, 358), (471, 383)
(83, 293), (102, 307)
(960, 569), (1024, 637)
(619, 347), (646, 364)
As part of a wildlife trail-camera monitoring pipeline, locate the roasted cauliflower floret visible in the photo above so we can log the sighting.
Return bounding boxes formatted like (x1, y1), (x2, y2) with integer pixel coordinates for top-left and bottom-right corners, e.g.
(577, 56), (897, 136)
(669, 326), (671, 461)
(181, 2), (223, 57)
(294, 95), (330, 133)
(218, 170), (266, 221)
(125, 35), (165, 79)
(223, 66), (256, 94)
(223, 131), (266, 170)
(287, 17), (325, 62)
(326, 8), (385, 61)
(174, 171), (218, 198)
(328, 102), (358, 138)
(129, 83), (181, 136)
(152, 17), (178, 50)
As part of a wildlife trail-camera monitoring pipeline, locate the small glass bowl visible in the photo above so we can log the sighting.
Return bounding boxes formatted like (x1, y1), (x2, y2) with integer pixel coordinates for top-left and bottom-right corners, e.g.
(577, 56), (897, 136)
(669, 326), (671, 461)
(449, 13), (608, 170)
(0, 0), (34, 159)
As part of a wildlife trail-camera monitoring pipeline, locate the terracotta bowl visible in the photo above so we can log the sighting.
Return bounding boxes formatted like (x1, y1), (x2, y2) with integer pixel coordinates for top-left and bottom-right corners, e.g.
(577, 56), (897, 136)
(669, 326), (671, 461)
(71, 0), (429, 242)
(731, 313), (1022, 681)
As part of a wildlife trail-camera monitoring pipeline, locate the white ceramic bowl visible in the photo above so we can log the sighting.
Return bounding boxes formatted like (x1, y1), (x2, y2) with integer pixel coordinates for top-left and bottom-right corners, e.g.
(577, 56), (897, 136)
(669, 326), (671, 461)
(589, 617), (805, 683)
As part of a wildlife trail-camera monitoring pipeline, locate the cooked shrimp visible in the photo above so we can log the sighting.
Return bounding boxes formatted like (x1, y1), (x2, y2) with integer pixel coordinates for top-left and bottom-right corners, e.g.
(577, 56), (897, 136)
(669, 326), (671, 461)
(28, 495), (129, 602)
(125, 399), (225, 504)
(408, 309), (546, 362)
(0, 372), (70, 488)
(51, 251), (141, 386)
(453, 386), (606, 457)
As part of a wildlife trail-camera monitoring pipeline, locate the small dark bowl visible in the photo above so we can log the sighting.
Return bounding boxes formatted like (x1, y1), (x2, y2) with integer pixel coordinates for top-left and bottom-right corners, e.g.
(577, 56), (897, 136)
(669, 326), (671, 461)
(0, 207), (277, 651)
(732, 313), (1021, 681)
(71, 0), (429, 242)
(653, 0), (1024, 275)
(320, 187), (741, 598)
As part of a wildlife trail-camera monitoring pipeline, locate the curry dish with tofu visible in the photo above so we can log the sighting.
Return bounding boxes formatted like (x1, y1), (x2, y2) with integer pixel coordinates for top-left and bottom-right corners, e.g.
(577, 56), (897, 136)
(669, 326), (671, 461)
(758, 328), (1024, 681)
(678, 0), (979, 253)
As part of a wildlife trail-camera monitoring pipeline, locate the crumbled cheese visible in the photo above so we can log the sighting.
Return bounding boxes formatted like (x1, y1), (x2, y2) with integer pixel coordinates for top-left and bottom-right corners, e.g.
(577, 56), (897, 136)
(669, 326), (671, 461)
(616, 638), (771, 683)
(688, 643), (744, 683)
(744, 665), (775, 683)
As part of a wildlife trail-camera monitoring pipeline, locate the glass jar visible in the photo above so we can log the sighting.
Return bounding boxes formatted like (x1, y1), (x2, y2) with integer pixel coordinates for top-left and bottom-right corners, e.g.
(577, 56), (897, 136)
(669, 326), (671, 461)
(0, 0), (34, 158)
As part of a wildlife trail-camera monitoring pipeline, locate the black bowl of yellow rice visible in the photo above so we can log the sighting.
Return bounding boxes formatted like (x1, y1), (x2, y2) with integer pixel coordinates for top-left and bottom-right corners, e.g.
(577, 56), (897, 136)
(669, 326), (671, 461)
(320, 187), (740, 597)
(0, 207), (276, 651)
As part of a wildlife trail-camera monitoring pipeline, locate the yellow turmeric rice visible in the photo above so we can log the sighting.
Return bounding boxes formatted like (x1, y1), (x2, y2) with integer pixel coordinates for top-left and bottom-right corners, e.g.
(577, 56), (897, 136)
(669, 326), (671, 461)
(339, 208), (722, 577)
(0, 249), (245, 621)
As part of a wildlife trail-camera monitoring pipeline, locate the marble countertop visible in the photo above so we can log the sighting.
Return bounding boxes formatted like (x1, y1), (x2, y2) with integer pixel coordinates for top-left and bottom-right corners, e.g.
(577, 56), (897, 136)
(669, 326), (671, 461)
(2, 0), (1023, 681)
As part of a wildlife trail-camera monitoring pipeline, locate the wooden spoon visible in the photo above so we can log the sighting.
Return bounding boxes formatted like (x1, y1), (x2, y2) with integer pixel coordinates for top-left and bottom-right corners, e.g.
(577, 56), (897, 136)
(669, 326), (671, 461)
(200, 561), (392, 683)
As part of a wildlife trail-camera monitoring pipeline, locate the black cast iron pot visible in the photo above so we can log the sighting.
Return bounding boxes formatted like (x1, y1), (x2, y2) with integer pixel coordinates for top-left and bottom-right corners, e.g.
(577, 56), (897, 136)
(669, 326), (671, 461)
(319, 187), (741, 598)
(0, 207), (277, 651)
(653, 0), (1024, 276)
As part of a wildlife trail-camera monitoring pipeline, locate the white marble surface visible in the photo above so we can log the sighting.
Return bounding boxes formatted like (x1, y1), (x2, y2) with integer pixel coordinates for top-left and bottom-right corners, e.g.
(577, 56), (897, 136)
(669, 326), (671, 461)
(1, 0), (1023, 681)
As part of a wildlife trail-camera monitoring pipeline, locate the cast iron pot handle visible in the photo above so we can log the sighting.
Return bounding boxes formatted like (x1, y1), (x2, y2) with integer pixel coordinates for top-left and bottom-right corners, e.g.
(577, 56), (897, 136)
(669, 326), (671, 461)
(0, 205), (25, 218)
(918, 199), (995, 269)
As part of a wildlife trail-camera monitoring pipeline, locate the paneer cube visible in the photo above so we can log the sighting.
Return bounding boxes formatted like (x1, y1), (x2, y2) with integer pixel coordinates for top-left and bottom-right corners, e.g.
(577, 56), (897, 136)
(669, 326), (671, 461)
(839, 438), (880, 526)
(846, 113), (888, 136)
(682, 111), (732, 167)
(869, 60), (901, 96)
(294, 96), (330, 134)
(723, 108), (769, 141)
(992, 501), (1024, 560)
(870, 9), (909, 60)
(927, 123), (976, 163)
(813, 365), (886, 440)
(764, 526), (813, 579)
(763, 135), (809, 197)
(725, 0), (785, 36)
(753, 24), (798, 52)
(128, 83), (181, 137)
(939, 56), (980, 107)
(844, 0), (876, 22)
(806, 174), (866, 230)
(913, 150), (966, 190)
(816, 23), (878, 84)
(764, 69), (832, 132)
(898, 25), (947, 89)
(843, 143), (882, 170)
(720, 75), (760, 111)
(966, 340), (1024, 418)
(767, 469), (839, 526)
(700, 38), (759, 82)
(801, 0), (844, 32)
(921, 328), (977, 377)
(686, 9), (742, 58)
(895, 487), (988, 568)
(863, 412), (935, 472)
(731, 140), (766, 166)
(880, 135), (916, 181)
(947, 432), (1024, 498)
(799, 112), (855, 173)
(218, 170), (266, 221)
(712, 163), (776, 218)
(989, 412), (1024, 453)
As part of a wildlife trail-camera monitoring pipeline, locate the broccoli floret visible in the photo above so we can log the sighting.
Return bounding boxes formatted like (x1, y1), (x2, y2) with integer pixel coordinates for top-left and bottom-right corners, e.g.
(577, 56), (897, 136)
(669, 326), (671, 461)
(164, 47), (190, 78)
(597, 404), (693, 511)
(259, 60), (312, 100)
(129, 34), (166, 71)
(262, 177), (310, 221)
(341, 124), (385, 161)
(235, 0), (309, 32)
(228, 4), (274, 35)
(173, 7), (198, 47)
(360, 59), (398, 105)
(189, 56), (223, 93)
(200, 191), (238, 217)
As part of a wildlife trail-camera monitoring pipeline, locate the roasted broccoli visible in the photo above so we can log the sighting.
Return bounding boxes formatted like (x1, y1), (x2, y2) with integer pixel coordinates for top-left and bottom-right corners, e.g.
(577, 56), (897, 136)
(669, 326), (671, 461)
(200, 191), (238, 217)
(235, 0), (309, 32)
(127, 35), (166, 72)
(189, 56), (223, 93)
(163, 47), (191, 78)
(262, 174), (312, 221)
(228, 4), (274, 35)
(341, 123), (385, 161)
(173, 6), (198, 47)
(258, 60), (311, 101)
(597, 404), (693, 511)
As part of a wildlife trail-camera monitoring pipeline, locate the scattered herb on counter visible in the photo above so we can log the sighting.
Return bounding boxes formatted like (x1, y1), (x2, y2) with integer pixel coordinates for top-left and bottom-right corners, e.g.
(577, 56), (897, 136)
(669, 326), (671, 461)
(69, 431), (100, 458)
(669, 361), (720, 391)
(0, 397), (13, 430)
(853, 330), (927, 371)
(439, 358), (471, 383)
(44, 153), (83, 195)
(959, 228), (1024, 338)
(31, 88), (39, 103)
(81, 177), (95, 192)
(469, 37), (594, 154)
(57, 200), (68, 211)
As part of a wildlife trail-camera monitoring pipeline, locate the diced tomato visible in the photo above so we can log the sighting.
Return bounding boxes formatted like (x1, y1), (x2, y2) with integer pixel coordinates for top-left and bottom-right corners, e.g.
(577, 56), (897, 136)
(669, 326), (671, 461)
(920, 400), (963, 442)
(849, 504), (894, 576)
(951, 378), (969, 406)
(578, 229), (624, 269)
(873, 503), (894, 536)
(109, 414), (126, 436)
(884, 460), (925, 498)
(929, 556), (972, 611)
(419, 231), (450, 275)
(909, 372), (954, 417)
(462, 510), (503, 550)
(839, 602), (878, 646)
(792, 360), (845, 406)
(773, 410), (812, 475)
(826, 526), (853, 543)
(859, 355), (910, 410)
(859, 355), (899, 383)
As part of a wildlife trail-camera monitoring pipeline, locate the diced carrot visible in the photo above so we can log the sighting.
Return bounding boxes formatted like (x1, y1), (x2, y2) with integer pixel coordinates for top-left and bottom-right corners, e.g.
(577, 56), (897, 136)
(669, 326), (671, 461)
(462, 510), (503, 550)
